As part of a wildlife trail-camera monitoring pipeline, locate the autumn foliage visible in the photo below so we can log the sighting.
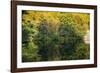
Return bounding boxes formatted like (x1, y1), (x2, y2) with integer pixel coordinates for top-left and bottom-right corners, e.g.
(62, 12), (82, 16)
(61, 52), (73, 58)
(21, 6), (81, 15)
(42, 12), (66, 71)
(22, 10), (90, 62)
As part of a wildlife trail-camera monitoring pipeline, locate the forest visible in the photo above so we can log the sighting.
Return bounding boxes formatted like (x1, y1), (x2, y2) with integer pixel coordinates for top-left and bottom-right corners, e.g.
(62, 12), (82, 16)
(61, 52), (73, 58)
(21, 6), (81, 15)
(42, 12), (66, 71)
(22, 10), (90, 62)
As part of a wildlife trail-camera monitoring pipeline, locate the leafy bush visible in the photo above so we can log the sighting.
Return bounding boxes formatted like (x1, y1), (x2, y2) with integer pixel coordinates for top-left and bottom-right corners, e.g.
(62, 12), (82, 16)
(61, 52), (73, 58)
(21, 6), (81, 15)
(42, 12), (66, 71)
(22, 10), (90, 62)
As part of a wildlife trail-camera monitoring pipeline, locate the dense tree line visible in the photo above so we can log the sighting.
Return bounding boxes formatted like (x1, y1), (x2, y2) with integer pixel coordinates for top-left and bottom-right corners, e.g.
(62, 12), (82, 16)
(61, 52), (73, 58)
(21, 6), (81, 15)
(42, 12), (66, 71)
(22, 10), (90, 62)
